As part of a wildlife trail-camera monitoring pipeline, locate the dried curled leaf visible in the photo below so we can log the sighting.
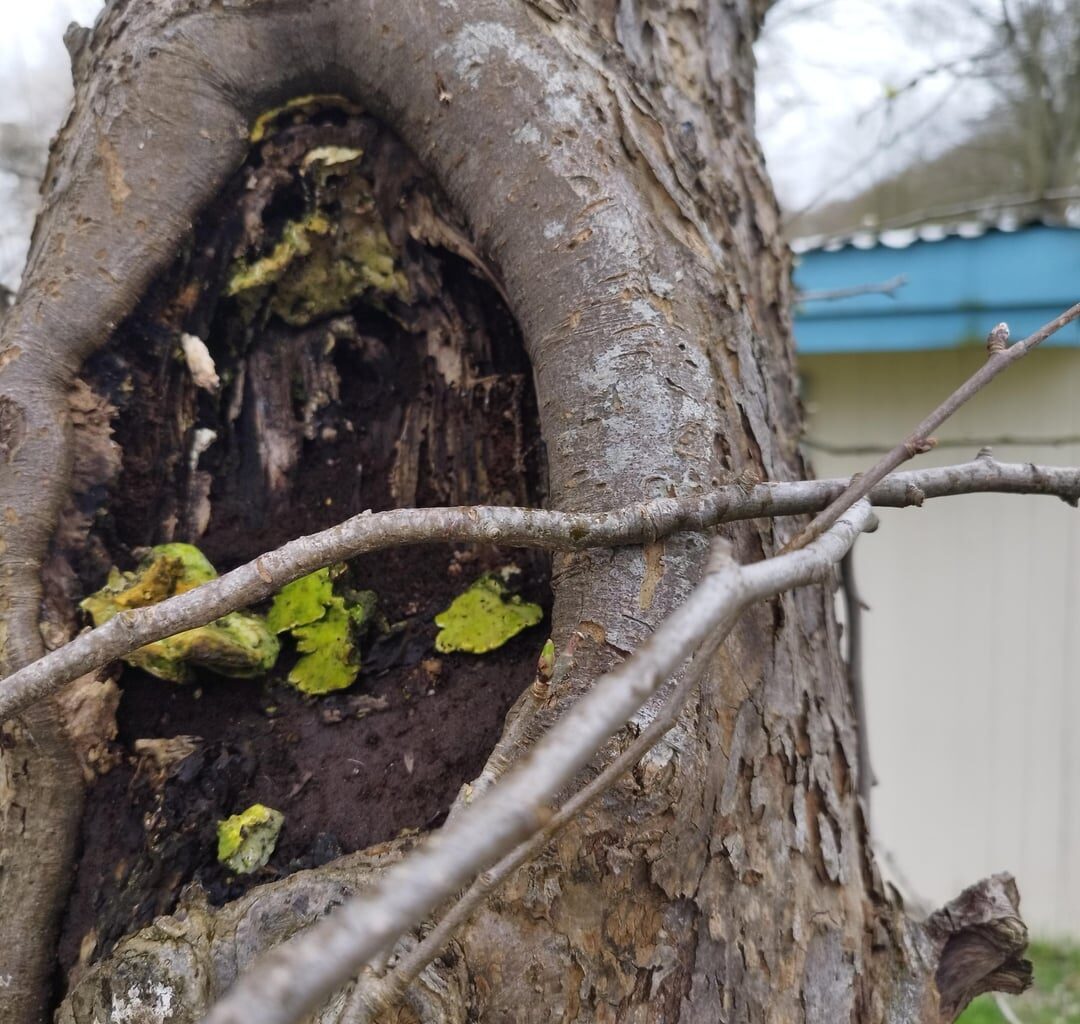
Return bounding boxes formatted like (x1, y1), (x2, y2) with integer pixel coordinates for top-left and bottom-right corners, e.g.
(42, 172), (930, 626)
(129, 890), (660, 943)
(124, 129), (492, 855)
(217, 804), (284, 874)
(434, 571), (543, 654)
(80, 543), (279, 683)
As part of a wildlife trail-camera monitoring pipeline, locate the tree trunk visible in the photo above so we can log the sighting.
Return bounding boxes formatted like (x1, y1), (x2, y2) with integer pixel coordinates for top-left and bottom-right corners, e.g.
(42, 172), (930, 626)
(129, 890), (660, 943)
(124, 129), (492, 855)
(0, 2), (1029, 1022)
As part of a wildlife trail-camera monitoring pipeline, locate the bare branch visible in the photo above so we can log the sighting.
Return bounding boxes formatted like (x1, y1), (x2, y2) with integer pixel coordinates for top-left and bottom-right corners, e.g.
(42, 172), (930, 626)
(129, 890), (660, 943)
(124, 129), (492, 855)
(342, 637), (722, 1023)
(785, 302), (1080, 551)
(803, 432), (1080, 455)
(993, 994), (1024, 1024)
(199, 501), (875, 1024)
(927, 873), (1032, 1019)
(840, 550), (873, 812)
(1, 456), (1077, 724)
(797, 274), (907, 303)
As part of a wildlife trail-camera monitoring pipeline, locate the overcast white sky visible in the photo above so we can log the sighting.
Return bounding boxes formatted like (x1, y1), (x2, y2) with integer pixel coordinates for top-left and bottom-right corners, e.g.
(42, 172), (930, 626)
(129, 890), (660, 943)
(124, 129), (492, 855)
(0, 1), (103, 124)
(1, 1), (102, 62)
(756, 0), (997, 212)
(0, 0), (995, 282)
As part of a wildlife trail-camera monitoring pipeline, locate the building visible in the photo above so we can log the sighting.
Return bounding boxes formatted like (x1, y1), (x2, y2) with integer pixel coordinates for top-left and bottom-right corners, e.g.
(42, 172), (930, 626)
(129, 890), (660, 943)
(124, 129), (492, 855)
(793, 210), (1080, 937)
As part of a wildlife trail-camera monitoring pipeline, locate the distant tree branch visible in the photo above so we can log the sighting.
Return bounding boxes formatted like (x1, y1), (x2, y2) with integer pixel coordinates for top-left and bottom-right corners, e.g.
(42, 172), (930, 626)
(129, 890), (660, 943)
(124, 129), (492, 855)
(840, 549), (873, 810)
(803, 432), (1080, 455)
(797, 274), (907, 302)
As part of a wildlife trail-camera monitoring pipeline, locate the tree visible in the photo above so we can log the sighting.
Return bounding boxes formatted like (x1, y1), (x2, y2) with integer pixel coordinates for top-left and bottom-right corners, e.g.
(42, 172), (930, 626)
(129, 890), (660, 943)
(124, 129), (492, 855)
(0, 2), (1070, 1022)
(902, 0), (1080, 202)
(774, 0), (1080, 237)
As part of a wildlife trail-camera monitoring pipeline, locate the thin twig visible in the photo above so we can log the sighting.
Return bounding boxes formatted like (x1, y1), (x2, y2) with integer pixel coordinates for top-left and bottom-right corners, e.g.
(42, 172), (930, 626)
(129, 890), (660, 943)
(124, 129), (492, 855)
(341, 637), (723, 1023)
(797, 274), (907, 303)
(803, 433), (1080, 455)
(1, 457), (1077, 724)
(785, 302), (1080, 551)
(4, 460), (1079, 704)
(840, 549), (874, 811)
(993, 993), (1025, 1024)
(198, 503), (874, 1024)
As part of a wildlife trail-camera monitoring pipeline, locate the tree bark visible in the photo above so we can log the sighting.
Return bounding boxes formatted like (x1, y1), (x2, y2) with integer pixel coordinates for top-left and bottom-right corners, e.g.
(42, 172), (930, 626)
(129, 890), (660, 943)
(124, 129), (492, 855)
(0, 1), (1029, 1022)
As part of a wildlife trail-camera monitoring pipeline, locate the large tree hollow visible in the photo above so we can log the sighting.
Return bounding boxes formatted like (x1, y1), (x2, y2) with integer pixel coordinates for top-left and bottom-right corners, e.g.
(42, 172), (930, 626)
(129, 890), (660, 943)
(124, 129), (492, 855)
(50, 101), (548, 985)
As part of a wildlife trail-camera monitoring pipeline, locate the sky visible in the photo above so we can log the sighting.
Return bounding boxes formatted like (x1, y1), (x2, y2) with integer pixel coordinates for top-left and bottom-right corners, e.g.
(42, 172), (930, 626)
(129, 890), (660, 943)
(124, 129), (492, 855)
(756, 0), (998, 214)
(0, 0), (103, 124)
(0, 0), (997, 283)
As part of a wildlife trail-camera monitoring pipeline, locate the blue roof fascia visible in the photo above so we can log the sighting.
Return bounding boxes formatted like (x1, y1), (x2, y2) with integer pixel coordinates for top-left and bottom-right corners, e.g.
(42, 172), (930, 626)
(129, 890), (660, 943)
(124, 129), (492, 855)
(793, 225), (1080, 354)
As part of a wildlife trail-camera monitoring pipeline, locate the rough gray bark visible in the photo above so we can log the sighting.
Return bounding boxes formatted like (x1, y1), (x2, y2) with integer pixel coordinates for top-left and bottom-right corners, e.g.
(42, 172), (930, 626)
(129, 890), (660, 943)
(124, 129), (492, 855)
(0, 1), (1030, 1022)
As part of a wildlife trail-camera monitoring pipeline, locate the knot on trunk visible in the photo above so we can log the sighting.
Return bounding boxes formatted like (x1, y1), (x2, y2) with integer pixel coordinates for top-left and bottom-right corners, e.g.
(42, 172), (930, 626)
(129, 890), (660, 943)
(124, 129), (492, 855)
(926, 872), (1032, 1021)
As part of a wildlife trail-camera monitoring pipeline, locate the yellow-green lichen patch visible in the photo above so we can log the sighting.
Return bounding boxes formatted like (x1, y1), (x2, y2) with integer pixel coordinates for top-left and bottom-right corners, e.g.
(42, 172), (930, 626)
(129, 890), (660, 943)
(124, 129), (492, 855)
(434, 572), (544, 654)
(268, 197), (411, 324)
(266, 567), (337, 634)
(249, 94), (362, 143)
(224, 164), (411, 327)
(123, 612), (280, 683)
(268, 568), (378, 695)
(80, 544), (279, 683)
(289, 601), (359, 695)
(156, 543), (218, 589)
(217, 804), (284, 874)
(225, 214), (332, 297)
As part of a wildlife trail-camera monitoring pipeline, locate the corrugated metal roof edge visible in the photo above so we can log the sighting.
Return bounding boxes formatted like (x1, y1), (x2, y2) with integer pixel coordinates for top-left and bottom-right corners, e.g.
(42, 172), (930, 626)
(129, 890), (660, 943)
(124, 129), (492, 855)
(791, 196), (1080, 255)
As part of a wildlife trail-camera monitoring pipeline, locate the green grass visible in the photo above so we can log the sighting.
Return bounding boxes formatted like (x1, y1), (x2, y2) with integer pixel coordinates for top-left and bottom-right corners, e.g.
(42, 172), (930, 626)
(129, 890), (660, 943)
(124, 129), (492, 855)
(958, 942), (1080, 1024)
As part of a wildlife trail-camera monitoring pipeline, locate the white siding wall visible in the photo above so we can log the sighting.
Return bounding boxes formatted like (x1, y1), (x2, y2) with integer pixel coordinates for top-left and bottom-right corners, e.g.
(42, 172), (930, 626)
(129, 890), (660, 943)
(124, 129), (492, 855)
(800, 348), (1080, 938)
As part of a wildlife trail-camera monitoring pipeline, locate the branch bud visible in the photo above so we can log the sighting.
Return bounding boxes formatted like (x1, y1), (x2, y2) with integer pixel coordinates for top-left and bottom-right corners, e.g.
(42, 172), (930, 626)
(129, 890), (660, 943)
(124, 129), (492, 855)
(904, 437), (937, 457)
(530, 638), (556, 700)
(986, 322), (1010, 355)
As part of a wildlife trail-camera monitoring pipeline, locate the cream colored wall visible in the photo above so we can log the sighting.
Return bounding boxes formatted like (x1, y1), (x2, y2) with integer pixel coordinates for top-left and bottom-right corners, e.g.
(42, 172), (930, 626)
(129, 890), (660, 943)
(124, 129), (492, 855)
(800, 348), (1080, 938)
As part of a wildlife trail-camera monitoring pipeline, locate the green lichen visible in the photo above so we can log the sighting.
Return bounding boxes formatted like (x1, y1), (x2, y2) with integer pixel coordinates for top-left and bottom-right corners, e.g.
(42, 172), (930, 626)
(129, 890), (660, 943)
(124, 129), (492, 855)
(224, 163), (410, 327)
(342, 587), (378, 627)
(217, 804), (284, 874)
(225, 214), (332, 296)
(80, 544), (279, 683)
(268, 568), (377, 695)
(249, 94), (360, 143)
(268, 204), (410, 325)
(289, 601), (358, 694)
(124, 612), (280, 683)
(434, 572), (544, 654)
(81, 543), (216, 623)
(266, 567), (337, 634)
